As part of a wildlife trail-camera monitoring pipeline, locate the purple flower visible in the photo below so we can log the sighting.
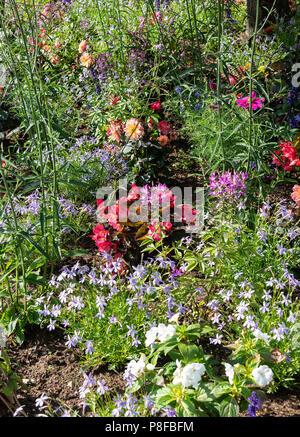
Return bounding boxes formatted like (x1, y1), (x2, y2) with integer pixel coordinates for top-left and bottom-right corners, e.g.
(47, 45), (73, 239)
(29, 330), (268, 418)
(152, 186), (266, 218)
(35, 393), (48, 409)
(209, 334), (223, 345)
(96, 379), (109, 395)
(162, 407), (177, 417)
(47, 319), (56, 331)
(208, 170), (248, 202)
(248, 392), (262, 417)
(85, 341), (95, 355)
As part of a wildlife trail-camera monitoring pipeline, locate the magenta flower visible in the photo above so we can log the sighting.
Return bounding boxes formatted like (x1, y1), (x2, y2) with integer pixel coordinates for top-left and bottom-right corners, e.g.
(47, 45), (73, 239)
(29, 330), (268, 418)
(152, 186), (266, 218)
(236, 92), (264, 111)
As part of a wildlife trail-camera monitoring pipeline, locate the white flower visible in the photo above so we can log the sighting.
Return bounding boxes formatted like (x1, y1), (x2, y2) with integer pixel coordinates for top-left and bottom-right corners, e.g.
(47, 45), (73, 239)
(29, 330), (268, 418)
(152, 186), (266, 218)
(224, 363), (234, 385)
(146, 363), (155, 371)
(145, 324), (176, 347)
(35, 393), (48, 408)
(145, 326), (158, 347)
(13, 405), (25, 417)
(125, 355), (146, 379)
(173, 360), (183, 386)
(181, 363), (206, 389)
(253, 329), (270, 346)
(252, 365), (273, 387)
(156, 323), (176, 343)
(173, 361), (206, 389)
(169, 313), (180, 324)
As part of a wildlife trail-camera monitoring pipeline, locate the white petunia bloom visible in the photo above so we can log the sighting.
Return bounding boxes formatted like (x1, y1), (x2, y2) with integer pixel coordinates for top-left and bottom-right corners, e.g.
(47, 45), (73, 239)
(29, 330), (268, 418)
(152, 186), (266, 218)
(156, 324), (176, 343)
(173, 361), (206, 389)
(169, 313), (180, 324)
(145, 327), (158, 347)
(252, 365), (274, 387)
(125, 355), (146, 379)
(224, 363), (234, 385)
(253, 329), (270, 346)
(145, 324), (176, 347)
(181, 363), (206, 389)
(173, 360), (183, 386)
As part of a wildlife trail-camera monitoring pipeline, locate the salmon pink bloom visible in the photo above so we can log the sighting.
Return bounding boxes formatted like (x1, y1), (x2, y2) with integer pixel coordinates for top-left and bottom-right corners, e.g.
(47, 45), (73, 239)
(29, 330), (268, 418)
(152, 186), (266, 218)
(181, 205), (196, 225)
(107, 119), (123, 143)
(110, 95), (119, 106)
(272, 141), (300, 171)
(291, 185), (300, 205)
(124, 118), (144, 140)
(163, 221), (172, 232)
(158, 135), (169, 146)
(127, 184), (140, 202)
(147, 222), (163, 241)
(229, 75), (238, 85)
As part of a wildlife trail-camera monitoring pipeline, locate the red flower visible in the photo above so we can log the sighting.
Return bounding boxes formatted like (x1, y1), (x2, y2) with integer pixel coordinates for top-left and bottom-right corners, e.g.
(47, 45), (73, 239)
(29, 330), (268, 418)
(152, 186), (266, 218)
(150, 101), (162, 111)
(163, 221), (172, 232)
(110, 95), (119, 106)
(229, 75), (238, 86)
(158, 120), (172, 135)
(272, 141), (300, 171)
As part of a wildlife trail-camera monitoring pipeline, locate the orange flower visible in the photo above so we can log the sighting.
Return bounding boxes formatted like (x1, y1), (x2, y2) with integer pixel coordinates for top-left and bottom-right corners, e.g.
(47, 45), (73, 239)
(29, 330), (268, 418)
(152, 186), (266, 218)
(291, 185), (300, 206)
(158, 135), (169, 146)
(80, 52), (94, 68)
(78, 40), (88, 54)
(124, 118), (144, 140)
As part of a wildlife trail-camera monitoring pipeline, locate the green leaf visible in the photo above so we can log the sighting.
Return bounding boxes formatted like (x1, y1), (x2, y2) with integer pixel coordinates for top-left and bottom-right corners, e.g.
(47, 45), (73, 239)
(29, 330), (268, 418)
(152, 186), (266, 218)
(18, 231), (50, 259)
(211, 382), (232, 398)
(5, 318), (19, 337)
(25, 271), (47, 285)
(185, 261), (198, 273)
(196, 383), (216, 402)
(28, 256), (46, 272)
(219, 397), (239, 417)
(240, 386), (252, 401)
(178, 343), (200, 363)
(65, 249), (90, 257)
(154, 386), (176, 408)
(181, 399), (198, 417)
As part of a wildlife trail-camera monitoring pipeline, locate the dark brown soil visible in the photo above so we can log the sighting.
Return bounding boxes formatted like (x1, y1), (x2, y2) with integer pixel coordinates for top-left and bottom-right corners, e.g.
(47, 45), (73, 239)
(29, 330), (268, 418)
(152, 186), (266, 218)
(240, 385), (300, 417)
(2, 326), (125, 417)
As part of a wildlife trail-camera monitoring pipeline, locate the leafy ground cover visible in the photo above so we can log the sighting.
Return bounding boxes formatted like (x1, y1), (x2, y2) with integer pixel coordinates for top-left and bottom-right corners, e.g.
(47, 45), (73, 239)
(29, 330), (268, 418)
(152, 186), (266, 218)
(0, 0), (299, 418)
